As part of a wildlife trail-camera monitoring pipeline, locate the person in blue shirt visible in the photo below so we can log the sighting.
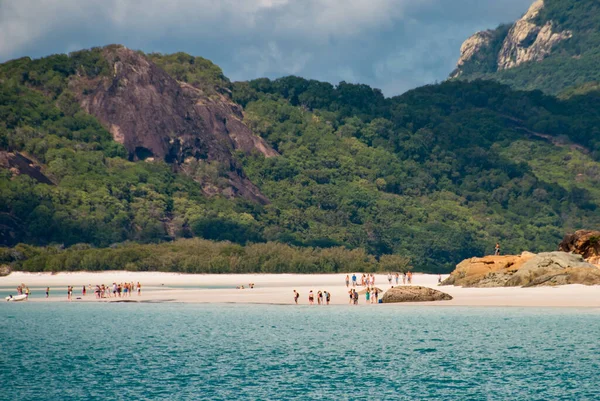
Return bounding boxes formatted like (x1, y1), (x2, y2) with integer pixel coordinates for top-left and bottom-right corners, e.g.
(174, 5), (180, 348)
(351, 273), (357, 287)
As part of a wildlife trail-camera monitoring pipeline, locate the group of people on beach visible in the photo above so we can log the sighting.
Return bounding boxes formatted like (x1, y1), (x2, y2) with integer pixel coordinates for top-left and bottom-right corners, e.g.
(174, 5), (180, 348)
(309, 290), (331, 305)
(348, 287), (381, 304)
(15, 285), (30, 298)
(345, 272), (413, 288)
(293, 289), (332, 304)
(292, 272), (418, 305)
(63, 282), (142, 301)
(96, 282), (141, 298)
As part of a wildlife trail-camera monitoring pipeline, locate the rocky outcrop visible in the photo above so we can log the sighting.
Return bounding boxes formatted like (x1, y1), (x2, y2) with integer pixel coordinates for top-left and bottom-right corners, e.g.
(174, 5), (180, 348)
(505, 252), (600, 287)
(559, 230), (600, 263)
(443, 251), (600, 288)
(441, 253), (534, 287)
(0, 151), (53, 185)
(454, 30), (494, 72)
(453, 0), (572, 76)
(381, 286), (453, 303)
(497, 0), (572, 70)
(74, 45), (276, 203)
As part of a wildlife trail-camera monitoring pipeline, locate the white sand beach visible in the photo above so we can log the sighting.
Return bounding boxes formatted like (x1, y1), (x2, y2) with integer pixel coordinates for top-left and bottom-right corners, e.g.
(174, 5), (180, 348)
(2, 271), (600, 307)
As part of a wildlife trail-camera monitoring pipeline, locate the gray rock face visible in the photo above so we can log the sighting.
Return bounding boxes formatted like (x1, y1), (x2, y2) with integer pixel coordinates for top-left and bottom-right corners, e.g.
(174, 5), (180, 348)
(505, 251), (600, 287)
(452, 30), (495, 77)
(453, 0), (572, 75)
(497, 5), (572, 71)
(381, 286), (453, 303)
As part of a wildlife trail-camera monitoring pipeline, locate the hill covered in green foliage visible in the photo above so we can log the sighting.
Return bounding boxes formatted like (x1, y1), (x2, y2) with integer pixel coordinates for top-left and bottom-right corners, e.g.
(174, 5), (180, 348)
(2, 46), (600, 272)
(452, 0), (600, 96)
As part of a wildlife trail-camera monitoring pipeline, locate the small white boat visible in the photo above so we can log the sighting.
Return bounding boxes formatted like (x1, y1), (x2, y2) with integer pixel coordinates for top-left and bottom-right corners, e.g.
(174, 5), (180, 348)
(5, 294), (27, 302)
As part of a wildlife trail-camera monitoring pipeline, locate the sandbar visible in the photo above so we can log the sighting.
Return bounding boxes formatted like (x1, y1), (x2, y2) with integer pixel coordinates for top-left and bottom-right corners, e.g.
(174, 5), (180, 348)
(2, 271), (600, 307)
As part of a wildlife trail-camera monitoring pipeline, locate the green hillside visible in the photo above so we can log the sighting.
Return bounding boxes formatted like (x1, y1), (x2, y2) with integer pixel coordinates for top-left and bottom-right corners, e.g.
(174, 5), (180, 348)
(2, 48), (600, 272)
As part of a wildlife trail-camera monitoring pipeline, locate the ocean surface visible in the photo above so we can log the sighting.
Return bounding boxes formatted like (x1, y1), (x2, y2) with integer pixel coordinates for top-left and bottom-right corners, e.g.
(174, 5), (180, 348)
(1, 304), (600, 400)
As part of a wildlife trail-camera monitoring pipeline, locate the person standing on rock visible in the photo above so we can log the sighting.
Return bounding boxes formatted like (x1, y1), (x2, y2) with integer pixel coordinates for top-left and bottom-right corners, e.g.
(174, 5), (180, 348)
(494, 242), (500, 255)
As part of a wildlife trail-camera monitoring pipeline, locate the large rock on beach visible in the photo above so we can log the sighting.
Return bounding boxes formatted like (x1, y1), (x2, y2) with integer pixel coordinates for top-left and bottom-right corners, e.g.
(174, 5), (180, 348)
(505, 252), (600, 287)
(443, 251), (600, 288)
(441, 253), (535, 287)
(382, 286), (452, 303)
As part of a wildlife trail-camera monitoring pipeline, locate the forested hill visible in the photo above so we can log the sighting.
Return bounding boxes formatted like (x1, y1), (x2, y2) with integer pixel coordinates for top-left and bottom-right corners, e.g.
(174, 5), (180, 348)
(452, 0), (600, 96)
(2, 45), (600, 272)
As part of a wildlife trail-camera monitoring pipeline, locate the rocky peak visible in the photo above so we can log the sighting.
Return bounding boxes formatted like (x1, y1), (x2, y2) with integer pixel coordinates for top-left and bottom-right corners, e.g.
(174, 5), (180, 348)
(452, 0), (572, 76)
(497, 0), (572, 70)
(454, 31), (494, 69)
(74, 45), (276, 203)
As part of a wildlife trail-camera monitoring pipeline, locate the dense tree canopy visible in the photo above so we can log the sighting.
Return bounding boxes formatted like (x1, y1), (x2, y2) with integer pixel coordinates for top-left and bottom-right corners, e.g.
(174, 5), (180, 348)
(2, 48), (600, 272)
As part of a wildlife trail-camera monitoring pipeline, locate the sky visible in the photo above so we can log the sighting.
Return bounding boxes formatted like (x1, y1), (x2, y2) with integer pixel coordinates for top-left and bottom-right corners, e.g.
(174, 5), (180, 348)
(0, 0), (533, 96)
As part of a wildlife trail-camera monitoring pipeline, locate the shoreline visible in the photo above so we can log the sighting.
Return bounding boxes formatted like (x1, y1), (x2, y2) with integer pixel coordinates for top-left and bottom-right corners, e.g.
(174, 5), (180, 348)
(2, 271), (600, 307)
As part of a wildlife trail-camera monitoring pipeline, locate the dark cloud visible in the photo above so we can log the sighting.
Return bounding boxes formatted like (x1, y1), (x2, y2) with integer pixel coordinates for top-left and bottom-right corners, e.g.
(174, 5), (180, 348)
(0, 0), (533, 96)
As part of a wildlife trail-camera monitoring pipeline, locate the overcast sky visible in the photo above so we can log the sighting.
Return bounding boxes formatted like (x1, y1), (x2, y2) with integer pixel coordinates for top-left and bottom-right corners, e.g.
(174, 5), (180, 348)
(0, 0), (533, 96)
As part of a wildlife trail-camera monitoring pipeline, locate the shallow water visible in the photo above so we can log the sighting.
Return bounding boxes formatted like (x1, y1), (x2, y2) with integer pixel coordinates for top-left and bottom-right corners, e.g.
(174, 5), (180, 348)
(0, 285), (230, 300)
(1, 304), (600, 400)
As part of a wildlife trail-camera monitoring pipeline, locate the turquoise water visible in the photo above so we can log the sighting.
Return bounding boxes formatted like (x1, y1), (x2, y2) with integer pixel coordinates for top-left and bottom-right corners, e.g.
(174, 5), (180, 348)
(1, 304), (600, 400)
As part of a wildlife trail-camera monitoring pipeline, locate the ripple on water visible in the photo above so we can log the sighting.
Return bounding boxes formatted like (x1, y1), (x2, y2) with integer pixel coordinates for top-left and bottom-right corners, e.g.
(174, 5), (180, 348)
(1, 304), (600, 400)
